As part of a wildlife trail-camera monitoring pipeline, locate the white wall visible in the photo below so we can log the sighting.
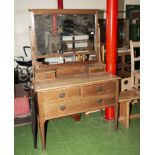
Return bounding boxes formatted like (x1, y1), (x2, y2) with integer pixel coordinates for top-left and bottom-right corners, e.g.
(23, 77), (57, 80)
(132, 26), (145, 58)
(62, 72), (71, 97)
(125, 0), (140, 5)
(14, 0), (140, 57)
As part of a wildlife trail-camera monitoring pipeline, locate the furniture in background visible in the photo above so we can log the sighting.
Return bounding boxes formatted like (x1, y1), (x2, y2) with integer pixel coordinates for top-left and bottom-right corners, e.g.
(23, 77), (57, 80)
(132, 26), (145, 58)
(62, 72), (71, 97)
(130, 40), (140, 89)
(119, 40), (140, 128)
(119, 77), (140, 128)
(14, 46), (32, 83)
(98, 18), (129, 48)
(14, 83), (38, 149)
(117, 47), (131, 78)
(29, 9), (121, 150)
(14, 84), (30, 126)
(126, 5), (140, 42)
(100, 45), (131, 78)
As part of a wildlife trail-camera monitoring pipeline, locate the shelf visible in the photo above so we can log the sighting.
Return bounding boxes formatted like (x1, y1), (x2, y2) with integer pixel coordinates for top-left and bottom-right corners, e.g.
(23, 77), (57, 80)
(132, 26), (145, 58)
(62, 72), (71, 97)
(35, 60), (97, 71)
(33, 51), (96, 59)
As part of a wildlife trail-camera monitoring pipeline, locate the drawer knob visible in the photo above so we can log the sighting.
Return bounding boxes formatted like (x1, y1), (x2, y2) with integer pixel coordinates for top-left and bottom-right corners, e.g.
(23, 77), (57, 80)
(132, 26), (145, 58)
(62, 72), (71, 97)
(97, 99), (103, 104)
(59, 105), (66, 111)
(96, 87), (103, 92)
(59, 93), (65, 98)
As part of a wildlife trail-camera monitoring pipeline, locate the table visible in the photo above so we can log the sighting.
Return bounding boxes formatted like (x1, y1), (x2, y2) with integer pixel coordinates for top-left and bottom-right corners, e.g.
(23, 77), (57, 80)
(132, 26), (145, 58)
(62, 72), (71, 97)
(117, 48), (131, 78)
(33, 72), (120, 149)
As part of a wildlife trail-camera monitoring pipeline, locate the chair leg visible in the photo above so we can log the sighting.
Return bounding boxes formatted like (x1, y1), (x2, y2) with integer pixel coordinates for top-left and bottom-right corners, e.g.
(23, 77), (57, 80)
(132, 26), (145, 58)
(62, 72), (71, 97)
(30, 90), (38, 150)
(119, 101), (130, 128)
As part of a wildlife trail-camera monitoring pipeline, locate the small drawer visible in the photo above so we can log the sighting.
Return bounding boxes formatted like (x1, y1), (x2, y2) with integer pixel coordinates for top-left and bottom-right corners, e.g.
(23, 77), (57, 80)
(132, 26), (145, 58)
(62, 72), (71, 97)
(88, 65), (105, 74)
(82, 82), (116, 97)
(43, 98), (81, 119)
(42, 86), (80, 101)
(82, 96), (115, 107)
(35, 71), (56, 82)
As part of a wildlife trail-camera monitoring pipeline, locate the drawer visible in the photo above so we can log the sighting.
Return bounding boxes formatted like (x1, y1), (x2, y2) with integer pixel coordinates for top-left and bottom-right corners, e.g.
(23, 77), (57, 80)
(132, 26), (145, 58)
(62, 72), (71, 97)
(82, 82), (116, 97)
(35, 71), (56, 82)
(88, 65), (105, 74)
(43, 95), (115, 120)
(82, 96), (115, 107)
(43, 98), (82, 120)
(42, 86), (80, 102)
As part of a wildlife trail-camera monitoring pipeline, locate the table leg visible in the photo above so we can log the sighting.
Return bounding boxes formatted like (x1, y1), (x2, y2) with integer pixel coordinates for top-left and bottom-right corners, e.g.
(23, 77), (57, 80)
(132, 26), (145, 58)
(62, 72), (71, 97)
(114, 80), (119, 129)
(39, 121), (46, 150)
(31, 103), (38, 150)
(114, 98), (119, 129)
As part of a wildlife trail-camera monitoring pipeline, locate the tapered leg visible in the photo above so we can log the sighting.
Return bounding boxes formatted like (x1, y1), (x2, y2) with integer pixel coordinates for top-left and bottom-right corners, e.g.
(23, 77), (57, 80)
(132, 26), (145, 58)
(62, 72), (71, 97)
(31, 102), (38, 149)
(114, 80), (119, 130)
(30, 89), (38, 150)
(39, 121), (46, 150)
(114, 99), (119, 129)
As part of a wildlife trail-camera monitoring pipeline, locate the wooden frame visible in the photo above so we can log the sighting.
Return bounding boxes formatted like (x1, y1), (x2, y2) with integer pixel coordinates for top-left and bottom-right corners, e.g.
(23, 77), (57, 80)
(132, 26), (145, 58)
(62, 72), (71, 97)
(29, 9), (102, 76)
(130, 40), (140, 89)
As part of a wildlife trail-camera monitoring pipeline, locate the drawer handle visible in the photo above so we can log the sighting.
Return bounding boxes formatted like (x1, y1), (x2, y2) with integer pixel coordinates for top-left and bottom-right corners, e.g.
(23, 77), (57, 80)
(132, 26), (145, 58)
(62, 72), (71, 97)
(97, 99), (103, 104)
(96, 87), (103, 92)
(59, 93), (65, 98)
(59, 105), (66, 111)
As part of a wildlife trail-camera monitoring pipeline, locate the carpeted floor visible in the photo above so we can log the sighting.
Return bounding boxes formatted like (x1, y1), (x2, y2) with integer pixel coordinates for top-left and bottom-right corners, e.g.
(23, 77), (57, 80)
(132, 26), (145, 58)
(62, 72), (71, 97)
(14, 110), (140, 155)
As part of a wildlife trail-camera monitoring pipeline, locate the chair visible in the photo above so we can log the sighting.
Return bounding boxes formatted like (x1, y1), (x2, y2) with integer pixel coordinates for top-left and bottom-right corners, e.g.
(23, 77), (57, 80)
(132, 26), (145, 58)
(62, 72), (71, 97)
(14, 83), (38, 149)
(119, 41), (140, 128)
(119, 77), (140, 128)
(130, 40), (140, 89)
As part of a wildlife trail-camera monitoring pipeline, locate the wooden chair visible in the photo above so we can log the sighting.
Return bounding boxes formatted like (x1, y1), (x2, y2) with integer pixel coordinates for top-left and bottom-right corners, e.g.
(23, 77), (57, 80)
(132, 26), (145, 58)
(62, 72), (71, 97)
(119, 77), (140, 128)
(130, 40), (140, 89)
(14, 83), (38, 149)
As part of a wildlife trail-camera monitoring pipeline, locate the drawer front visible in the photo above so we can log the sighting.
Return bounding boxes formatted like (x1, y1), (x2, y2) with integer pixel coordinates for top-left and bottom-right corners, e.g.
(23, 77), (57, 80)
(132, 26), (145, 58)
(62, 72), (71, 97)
(42, 87), (80, 101)
(82, 96), (115, 107)
(88, 66), (105, 74)
(43, 98), (82, 119)
(35, 71), (56, 82)
(43, 95), (115, 120)
(82, 81), (116, 97)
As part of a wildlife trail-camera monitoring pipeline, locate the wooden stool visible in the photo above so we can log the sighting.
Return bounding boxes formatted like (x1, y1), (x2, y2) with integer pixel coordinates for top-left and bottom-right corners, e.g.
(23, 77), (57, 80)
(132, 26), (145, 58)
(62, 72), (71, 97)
(119, 88), (140, 128)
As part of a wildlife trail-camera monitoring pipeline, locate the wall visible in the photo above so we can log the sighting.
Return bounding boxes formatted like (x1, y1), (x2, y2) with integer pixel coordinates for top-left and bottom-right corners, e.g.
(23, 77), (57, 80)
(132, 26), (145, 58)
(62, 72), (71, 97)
(14, 0), (140, 57)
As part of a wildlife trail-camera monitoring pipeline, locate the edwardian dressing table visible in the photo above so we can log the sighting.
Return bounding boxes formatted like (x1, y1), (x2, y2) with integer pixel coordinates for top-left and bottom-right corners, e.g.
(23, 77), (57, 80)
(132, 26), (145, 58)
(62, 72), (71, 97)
(29, 9), (120, 150)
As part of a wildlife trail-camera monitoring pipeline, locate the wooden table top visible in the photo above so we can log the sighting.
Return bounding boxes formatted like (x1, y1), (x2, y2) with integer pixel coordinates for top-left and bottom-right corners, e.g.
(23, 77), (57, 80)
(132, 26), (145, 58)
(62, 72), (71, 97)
(33, 72), (121, 92)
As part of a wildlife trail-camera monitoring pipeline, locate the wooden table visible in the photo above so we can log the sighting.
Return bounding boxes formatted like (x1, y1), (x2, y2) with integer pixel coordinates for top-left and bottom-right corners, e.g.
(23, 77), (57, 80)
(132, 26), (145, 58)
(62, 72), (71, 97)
(33, 72), (120, 149)
(117, 48), (131, 78)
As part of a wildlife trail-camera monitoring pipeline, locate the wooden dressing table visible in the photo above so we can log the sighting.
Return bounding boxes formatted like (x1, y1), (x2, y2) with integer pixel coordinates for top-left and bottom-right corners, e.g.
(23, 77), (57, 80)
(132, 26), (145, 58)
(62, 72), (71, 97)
(29, 9), (120, 149)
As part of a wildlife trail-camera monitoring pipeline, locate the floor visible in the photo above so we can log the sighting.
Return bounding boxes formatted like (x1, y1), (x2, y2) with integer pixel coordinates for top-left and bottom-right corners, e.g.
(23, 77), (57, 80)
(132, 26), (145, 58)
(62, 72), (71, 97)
(14, 110), (140, 155)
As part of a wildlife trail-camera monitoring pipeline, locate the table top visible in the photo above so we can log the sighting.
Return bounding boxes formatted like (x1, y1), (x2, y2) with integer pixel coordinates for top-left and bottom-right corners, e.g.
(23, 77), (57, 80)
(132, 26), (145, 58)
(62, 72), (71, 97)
(33, 72), (121, 92)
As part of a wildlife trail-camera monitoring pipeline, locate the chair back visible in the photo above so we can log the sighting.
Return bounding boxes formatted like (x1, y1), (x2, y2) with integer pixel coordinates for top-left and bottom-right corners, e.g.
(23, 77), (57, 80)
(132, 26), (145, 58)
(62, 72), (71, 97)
(129, 40), (140, 89)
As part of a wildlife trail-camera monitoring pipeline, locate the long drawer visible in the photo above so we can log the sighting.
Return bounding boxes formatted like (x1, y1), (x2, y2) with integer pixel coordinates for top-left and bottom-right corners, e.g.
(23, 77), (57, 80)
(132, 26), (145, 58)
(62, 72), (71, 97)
(41, 86), (80, 101)
(82, 81), (116, 97)
(43, 95), (115, 120)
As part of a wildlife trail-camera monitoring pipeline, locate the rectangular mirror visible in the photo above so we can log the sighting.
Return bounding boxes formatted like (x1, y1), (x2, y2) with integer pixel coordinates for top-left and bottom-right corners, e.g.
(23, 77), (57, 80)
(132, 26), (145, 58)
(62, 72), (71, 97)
(29, 10), (99, 66)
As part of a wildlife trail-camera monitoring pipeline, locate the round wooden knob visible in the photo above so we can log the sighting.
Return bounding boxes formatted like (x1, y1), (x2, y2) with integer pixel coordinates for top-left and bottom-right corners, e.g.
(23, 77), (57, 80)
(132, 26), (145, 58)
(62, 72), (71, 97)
(59, 105), (66, 111)
(96, 87), (103, 92)
(97, 99), (103, 104)
(59, 93), (65, 98)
